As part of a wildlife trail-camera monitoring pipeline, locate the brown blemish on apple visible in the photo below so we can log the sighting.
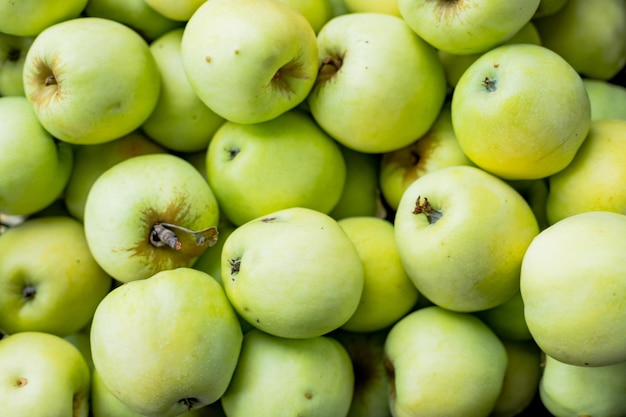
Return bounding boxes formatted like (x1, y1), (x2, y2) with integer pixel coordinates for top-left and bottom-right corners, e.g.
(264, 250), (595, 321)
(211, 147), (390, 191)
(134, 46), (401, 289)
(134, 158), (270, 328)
(383, 354), (396, 408)
(205, 55), (212, 63)
(261, 217), (277, 223)
(16, 377), (28, 387)
(316, 55), (343, 84)
(493, 62), (500, 68)
(233, 49), (240, 55)
(304, 391), (313, 400)
(412, 196), (442, 224)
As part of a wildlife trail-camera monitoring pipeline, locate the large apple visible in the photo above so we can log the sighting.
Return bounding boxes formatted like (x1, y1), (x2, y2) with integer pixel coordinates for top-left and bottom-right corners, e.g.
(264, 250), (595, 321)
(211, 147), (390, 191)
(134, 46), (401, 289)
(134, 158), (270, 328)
(0, 0), (87, 36)
(181, 0), (319, 124)
(0, 33), (34, 96)
(307, 12), (447, 154)
(394, 165), (539, 312)
(452, 43), (591, 180)
(583, 78), (626, 121)
(22, 17), (161, 145)
(83, 153), (220, 283)
(90, 267), (242, 417)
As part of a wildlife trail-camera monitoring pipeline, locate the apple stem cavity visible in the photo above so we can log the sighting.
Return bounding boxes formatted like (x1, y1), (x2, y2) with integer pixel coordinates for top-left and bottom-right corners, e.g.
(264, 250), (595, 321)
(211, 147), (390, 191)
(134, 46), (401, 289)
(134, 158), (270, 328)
(178, 397), (199, 411)
(16, 377), (28, 387)
(482, 76), (497, 92)
(149, 223), (218, 250)
(412, 196), (442, 224)
(44, 75), (57, 87)
(317, 55), (343, 83)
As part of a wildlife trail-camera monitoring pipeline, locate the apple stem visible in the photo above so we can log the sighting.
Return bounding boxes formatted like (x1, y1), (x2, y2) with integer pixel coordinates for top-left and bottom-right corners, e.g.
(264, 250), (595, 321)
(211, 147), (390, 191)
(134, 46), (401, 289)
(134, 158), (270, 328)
(317, 55), (343, 83)
(412, 196), (442, 224)
(149, 223), (218, 250)
(44, 75), (57, 86)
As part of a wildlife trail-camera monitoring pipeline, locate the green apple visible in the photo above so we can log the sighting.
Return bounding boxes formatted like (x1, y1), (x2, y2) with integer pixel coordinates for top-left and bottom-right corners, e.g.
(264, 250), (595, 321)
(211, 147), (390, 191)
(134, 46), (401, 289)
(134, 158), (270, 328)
(206, 110), (346, 226)
(64, 326), (94, 372)
(520, 211), (626, 366)
(308, 12), (447, 153)
(583, 78), (626, 121)
(0, 96), (73, 216)
(384, 306), (508, 417)
(0, 331), (90, 417)
(84, 153), (220, 283)
(533, 0), (568, 18)
(192, 217), (238, 285)
(452, 43), (591, 180)
(0, 33), (34, 96)
(181, 0), (319, 124)
(273, 0), (334, 33)
(221, 207), (364, 339)
(338, 216), (418, 333)
(142, 28), (225, 153)
(145, 0), (205, 21)
(398, 0), (540, 55)
(546, 119), (626, 225)
(475, 291), (533, 342)
(394, 165), (539, 312)
(534, 0), (626, 80)
(221, 329), (354, 417)
(343, 0), (400, 16)
(0, 0), (87, 36)
(22, 17), (161, 145)
(506, 178), (550, 231)
(90, 267), (242, 417)
(328, 0), (349, 16)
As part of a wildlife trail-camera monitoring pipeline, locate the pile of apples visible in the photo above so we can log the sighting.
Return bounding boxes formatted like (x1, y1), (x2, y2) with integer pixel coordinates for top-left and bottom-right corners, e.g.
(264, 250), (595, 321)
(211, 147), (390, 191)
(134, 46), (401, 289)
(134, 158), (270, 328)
(1, 0), (626, 416)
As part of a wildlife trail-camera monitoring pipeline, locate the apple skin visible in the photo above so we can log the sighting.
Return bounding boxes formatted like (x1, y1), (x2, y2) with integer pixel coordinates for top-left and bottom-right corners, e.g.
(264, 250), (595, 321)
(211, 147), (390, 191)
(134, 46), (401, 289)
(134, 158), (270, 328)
(0, 331), (91, 417)
(0, 96), (73, 216)
(520, 211), (626, 367)
(308, 12), (447, 154)
(397, 0), (540, 55)
(22, 17), (161, 145)
(452, 43), (591, 180)
(394, 165), (539, 312)
(273, 0), (334, 33)
(0, 0), (87, 36)
(343, 0), (400, 16)
(583, 78), (626, 121)
(90, 267), (243, 417)
(533, 0), (568, 18)
(83, 153), (220, 283)
(0, 33), (34, 96)
(145, 0), (206, 21)
(181, 0), (319, 124)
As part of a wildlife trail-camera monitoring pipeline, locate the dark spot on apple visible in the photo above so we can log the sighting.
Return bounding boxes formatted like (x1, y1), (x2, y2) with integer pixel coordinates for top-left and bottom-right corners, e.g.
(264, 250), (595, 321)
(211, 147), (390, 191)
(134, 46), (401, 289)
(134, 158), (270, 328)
(261, 217), (277, 223)
(234, 49), (240, 55)
(227, 146), (240, 160)
(22, 285), (36, 301)
(7, 48), (20, 61)
(304, 391), (313, 400)
(482, 76), (497, 92)
(16, 377), (27, 387)
(229, 257), (241, 275)
(412, 196), (442, 224)
(178, 397), (199, 411)
(205, 55), (212, 63)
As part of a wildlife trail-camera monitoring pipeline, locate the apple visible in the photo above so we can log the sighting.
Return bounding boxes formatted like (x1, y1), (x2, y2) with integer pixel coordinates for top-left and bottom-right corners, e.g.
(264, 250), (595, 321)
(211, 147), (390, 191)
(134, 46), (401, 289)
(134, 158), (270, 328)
(142, 28), (226, 153)
(384, 306), (508, 417)
(64, 326), (94, 372)
(221, 329), (354, 417)
(205, 109), (346, 226)
(451, 43), (591, 180)
(506, 178), (550, 231)
(475, 291), (533, 342)
(83, 153), (220, 283)
(144, 0), (205, 21)
(307, 12), (447, 154)
(394, 165), (539, 312)
(0, 96), (73, 216)
(273, 0), (334, 33)
(343, 0), (400, 16)
(181, 0), (319, 124)
(520, 211), (626, 367)
(0, 33), (34, 96)
(192, 217), (238, 285)
(583, 78), (626, 121)
(221, 207), (364, 339)
(22, 17), (161, 145)
(533, 0), (568, 18)
(0, 0), (87, 36)
(0, 331), (90, 417)
(397, 0), (540, 55)
(90, 267), (243, 417)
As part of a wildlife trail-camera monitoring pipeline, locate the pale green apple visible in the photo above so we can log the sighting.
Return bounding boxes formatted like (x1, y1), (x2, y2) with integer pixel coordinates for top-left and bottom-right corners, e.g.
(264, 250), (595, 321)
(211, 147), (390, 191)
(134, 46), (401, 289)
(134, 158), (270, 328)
(328, 0), (349, 16)
(22, 17), (161, 145)
(0, 33), (34, 96)
(142, 28), (225, 152)
(398, 0), (540, 55)
(394, 165), (539, 312)
(181, 0), (319, 124)
(0, 0), (87, 36)
(90, 267), (242, 417)
(145, 0), (206, 21)
(533, 0), (568, 18)
(84, 153), (220, 282)
(534, 0), (626, 80)
(206, 110), (346, 226)
(475, 291), (533, 342)
(0, 331), (90, 417)
(384, 306), (508, 417)
(546, 119), (626, 224)
(583, 78), (626, 121)
(273, 0), (334, 33)
(452, 43), (591, 180)
(0, 96), (73, 216)
(520, 211), (626, 366)
(308, 12), (447, 153)
(221, 207), (364, 339)
(343, 0), (400, 16)
(338, 216), (418, 333)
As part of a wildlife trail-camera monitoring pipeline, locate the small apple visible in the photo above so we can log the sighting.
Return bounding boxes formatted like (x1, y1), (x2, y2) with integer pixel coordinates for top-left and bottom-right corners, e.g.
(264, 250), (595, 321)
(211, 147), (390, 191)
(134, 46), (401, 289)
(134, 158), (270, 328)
(0, 0), (87, 36)
(83, 153), (220, 283)
(0, 33), (34, 96)
(273, 0), (334, 33)
(22, 17), (161, 145)
(144, 0), (206, 21)
(582, 78), (626, 121)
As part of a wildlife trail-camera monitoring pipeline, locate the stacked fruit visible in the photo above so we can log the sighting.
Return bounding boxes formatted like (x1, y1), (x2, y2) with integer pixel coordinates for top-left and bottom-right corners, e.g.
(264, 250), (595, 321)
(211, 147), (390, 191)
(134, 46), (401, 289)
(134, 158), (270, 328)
(1, 0), (625, 416)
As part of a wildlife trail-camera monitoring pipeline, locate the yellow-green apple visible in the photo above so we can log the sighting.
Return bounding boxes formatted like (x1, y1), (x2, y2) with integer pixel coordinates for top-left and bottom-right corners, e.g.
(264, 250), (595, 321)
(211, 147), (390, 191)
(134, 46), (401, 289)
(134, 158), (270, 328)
(145, 0), (205, 21)
(181, 0), (319, 124)
(0, 96), (73, 216)
(308, 12), (447, 153)
(0, 33), (34, 96)
(221, 207), (364, 339)
(90, 267), (243, 417)
(398, 0), (540, 55)
(533, 0), (568, 18)
(329, 0), (349, 16)
(540, 355), (626, 417)
(546, 119), (626, 224)
(452, 43), (591, 180)
(533, 0), (626, 80)
(394, 165), (539, 312)
(583, 78), (626, 121)
(64, 131), (167, 222)
(221, 329), (354, 417)
(378, 102), (474, 212)
(338, 216), (418, 333)
(0, 331), (90, 417)
(0, 0), (87, 36)
(384, 306), (508, 417)
(22, 17), (161, 145)
(0, 216), (112, 336)
(84, 153), (220, 283)
(142, 28), (225, 153)
(343, 0), (400, 16)
(475, 291), (533, 342)
(206, 110), (346, 226)
(273, 0), (334, 33)
(520, 211), (626, 366)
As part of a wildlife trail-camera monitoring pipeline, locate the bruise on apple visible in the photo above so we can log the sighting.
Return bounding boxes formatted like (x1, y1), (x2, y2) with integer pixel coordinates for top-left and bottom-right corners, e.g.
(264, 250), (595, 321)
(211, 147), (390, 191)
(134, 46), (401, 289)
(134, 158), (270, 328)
(412, 196), (442, 224)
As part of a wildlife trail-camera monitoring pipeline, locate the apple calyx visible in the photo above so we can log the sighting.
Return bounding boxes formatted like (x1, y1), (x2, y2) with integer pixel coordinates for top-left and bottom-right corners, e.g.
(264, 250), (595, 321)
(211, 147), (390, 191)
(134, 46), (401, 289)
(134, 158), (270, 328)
(412, 196), (442, 224)
(22, 285), (36, 301)
(16, 377), (28, 387)
(149, 222), (218, 251)
(229, 257), (241, 275)
(317, 55), (343, 83)
(383, 354), (397, 407)
(178, 397), (199, 411)
(482, 76), (497, 92)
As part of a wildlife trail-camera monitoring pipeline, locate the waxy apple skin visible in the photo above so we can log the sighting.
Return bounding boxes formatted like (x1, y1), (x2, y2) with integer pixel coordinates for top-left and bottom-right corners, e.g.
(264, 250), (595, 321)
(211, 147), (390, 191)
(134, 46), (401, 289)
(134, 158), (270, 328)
(0, 0), (87, 36)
